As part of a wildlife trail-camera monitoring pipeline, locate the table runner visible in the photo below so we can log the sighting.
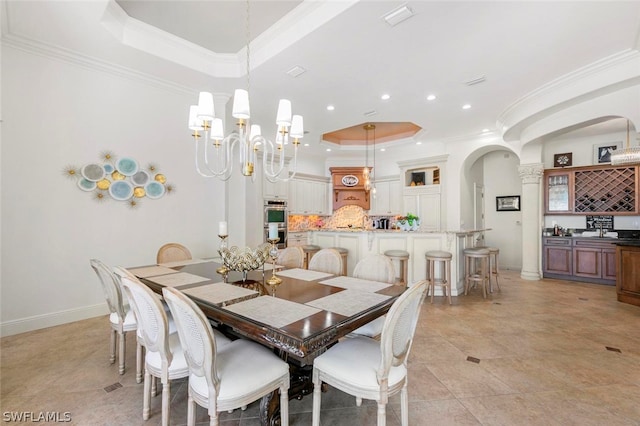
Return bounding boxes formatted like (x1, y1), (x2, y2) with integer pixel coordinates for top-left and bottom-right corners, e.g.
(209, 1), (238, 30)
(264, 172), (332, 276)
(127, 265), (177, 278)
(225, 296), (321, 328)
(275, 268), (333, 281)
(183, 282), (258, 306)
(158, 258), (211, 268)
(305, 290), (391, 317)
(319, 276), (392, 293)
(147, 272), (210, 287)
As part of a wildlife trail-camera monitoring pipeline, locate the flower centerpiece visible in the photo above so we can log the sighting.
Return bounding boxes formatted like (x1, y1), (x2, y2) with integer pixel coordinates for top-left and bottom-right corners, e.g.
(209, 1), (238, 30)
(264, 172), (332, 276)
(397, 213), (420, 231)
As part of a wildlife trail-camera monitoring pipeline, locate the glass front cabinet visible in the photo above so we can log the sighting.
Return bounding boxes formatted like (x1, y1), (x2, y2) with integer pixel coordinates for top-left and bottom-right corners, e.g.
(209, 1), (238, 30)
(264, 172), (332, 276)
(545, 170), (573, 214)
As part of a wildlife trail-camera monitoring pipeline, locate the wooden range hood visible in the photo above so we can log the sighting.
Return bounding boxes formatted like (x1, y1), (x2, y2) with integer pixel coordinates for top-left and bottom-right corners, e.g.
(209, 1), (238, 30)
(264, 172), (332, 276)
(330, 167), (370, 211)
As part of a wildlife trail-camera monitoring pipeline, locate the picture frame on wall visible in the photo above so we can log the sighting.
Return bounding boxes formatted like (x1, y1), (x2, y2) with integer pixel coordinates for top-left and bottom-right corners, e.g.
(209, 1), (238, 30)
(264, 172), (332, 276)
(593, 142), (622, 164)
(496, 195), (520, 211)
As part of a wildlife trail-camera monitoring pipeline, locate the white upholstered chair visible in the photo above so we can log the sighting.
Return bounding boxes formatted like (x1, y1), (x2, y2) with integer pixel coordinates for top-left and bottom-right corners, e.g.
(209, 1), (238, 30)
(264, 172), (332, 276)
(90, 259), (141, 378)
(312, 280), (427, 426)
(162, 287), (290, 426)
(156, 243), (192, 264)
(116, 267), (231, 426)
(308, 248), (343, 275)
(349, 255), (397, 338)
(276, 247), (305, 269)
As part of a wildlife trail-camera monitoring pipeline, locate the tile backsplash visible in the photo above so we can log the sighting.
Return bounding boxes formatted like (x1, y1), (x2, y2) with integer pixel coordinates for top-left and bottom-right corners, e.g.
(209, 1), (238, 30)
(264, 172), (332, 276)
(289, 205), (396, 230)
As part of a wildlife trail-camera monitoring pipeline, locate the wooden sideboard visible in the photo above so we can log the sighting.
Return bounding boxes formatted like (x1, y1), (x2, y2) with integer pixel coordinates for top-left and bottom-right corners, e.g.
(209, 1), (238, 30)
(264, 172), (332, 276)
(616, 243), (640, 307)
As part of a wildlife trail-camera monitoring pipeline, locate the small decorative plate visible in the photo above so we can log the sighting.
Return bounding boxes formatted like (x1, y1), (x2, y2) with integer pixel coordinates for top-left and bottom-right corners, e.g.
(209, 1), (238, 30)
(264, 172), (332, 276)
(103, 163), (114, 174)
(109, 180), (134, 200)
(77, 178), (97, 191)
(131, 170), (150, 186)
(145, 181), (165, 199)
(81, 163), (105, 182)
(116, 157), (139, 176)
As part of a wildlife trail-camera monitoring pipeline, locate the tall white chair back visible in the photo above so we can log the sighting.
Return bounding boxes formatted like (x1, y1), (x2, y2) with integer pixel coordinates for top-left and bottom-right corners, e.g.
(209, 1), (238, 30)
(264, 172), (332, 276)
(162, 287), (290, 426)
(308, 248), (343, 275)
(312, 280), (427, 426)
(276, 247), (305, 269)
(353, 254), (396, 284)
(90, 259), (139, 376)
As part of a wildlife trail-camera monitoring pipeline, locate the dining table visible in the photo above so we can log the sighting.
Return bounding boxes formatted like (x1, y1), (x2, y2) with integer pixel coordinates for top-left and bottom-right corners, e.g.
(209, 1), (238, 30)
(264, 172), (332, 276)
(126, 258), (406, 425)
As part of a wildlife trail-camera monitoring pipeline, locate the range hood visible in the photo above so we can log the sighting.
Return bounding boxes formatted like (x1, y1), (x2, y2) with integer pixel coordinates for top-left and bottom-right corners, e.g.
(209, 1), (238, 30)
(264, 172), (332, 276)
(330, 167), (371, 210)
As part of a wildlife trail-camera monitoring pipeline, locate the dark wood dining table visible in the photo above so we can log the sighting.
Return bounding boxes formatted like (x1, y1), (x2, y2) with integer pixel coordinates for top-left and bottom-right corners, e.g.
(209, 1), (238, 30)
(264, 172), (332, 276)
(128, 259), (406, 425)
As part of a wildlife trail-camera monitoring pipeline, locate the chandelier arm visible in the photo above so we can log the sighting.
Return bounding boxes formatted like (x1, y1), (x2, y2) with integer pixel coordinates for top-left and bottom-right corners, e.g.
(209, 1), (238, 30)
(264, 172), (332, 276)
(194, 134), (225, 178)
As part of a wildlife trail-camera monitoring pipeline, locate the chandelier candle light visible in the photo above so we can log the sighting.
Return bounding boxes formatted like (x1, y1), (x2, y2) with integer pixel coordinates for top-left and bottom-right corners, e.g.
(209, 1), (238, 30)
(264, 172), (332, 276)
(266, 223), (282, 287)
(610, 119), (640, 166)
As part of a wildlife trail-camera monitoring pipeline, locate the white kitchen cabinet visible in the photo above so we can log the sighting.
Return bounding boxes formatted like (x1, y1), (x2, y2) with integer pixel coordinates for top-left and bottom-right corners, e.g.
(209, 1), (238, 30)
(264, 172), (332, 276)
(287, 232), (308, 247)
(369, 179), (401, 215)
(288, 175), (330, 215)
(402, 185), (441, 230)
(263, 177), (288, 200)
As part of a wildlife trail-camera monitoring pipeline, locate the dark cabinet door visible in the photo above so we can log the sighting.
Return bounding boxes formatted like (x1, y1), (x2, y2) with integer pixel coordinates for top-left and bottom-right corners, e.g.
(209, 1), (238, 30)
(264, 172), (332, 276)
(544, 246), (572, 275)
(574, 247), (601, 278)
(602, 249), (617, 281)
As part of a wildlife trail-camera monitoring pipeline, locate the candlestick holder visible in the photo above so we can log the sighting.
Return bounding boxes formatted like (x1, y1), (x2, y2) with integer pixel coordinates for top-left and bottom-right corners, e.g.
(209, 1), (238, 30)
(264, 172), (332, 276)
(216, 234), (229, 281)
(266, 238), (282, 287)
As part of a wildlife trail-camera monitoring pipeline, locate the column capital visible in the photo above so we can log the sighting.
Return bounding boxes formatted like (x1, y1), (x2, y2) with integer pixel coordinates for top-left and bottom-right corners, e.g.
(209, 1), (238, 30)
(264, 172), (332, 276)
(518, 163), (544, 184)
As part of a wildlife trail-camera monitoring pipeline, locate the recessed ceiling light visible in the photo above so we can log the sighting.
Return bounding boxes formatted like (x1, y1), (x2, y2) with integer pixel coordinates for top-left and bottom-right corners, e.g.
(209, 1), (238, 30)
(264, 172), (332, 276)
(380, 148), (386, 152)
(426, 94), (436, 101)
(416, 141), (422, 145)
(381, 94), (390, 100)
(482, 128), (489, 132)
(462, 104), (471, 110)
(304, 143), (309, 147)
(327, 105), (335, 111)
(326, 148), (331, 152)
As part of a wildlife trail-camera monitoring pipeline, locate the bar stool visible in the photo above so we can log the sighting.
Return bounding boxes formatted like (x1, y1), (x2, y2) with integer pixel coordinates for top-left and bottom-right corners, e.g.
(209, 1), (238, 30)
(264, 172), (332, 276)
(425, 250), (452, 304)
(384, 250), (410, 287)
(330, 247), (349, 276)
(476, 246), (501, 292)
(463, 248), (490, 298)
(302, 245), (321, 269)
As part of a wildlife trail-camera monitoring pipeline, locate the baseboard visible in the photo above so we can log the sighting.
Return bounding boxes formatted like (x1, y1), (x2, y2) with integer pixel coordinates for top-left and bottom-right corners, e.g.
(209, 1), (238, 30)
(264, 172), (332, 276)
(0, 303), (109, 337)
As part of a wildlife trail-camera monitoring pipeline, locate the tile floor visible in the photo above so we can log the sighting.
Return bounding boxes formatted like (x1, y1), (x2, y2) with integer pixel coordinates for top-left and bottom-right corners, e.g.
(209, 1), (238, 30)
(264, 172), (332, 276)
(2, 270), (640, 425)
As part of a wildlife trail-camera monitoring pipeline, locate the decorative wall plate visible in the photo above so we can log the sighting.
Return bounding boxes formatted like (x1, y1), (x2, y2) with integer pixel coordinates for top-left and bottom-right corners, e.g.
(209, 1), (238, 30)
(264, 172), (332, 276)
(131, 170), (150, 186)
(81, 163), (105, 182)
(145, 181), (165, 199)
(116, 157), (139, 176)
(77, 178), (97, 191)
(109, 180), (134, 200)
(103, 163), (114, 173)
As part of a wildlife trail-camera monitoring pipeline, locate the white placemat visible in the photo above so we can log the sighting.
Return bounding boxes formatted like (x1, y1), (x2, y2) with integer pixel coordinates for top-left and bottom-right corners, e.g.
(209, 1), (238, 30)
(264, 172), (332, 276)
(276, 268), (333, 281)
(158, 258), (211, 268)
(225, 296), (321, 328)
(148, 272), (210, 287)
(319, 276), (392, 293)
(183, 282), (258, 306)
(305, 290), (391, 317)
(127, 265), (177, 278)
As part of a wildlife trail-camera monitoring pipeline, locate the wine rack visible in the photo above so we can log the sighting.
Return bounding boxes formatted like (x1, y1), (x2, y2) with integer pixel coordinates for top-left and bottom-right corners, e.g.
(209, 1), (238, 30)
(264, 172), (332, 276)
(574, 167), (635, 213)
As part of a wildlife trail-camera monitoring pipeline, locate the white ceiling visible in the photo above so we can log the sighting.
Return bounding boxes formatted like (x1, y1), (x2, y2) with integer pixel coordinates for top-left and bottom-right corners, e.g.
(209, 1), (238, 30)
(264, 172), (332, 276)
(4, 1), (640, 158)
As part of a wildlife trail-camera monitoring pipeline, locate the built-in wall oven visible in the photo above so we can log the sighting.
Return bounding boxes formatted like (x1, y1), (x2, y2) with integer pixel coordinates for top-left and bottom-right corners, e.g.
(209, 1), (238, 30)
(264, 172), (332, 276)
(264, 200), (287, 249)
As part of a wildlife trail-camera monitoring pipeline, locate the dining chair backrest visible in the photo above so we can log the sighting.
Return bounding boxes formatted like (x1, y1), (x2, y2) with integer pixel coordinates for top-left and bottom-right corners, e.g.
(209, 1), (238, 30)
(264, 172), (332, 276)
(353, 254), (396, 284)
(308, 248), (343, 275)
(116, 267), (173, 375)
(277, 247), (305, 269)
(90, 259), (127, 324)
(379, 280), (427, 375)
(157, 243), (192, 264)
(162, 287), (220, 395)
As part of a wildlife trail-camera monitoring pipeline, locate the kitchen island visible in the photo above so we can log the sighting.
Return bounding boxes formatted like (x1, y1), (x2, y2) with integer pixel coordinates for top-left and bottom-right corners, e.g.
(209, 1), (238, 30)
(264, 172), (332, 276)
(306, 228), (490, 295)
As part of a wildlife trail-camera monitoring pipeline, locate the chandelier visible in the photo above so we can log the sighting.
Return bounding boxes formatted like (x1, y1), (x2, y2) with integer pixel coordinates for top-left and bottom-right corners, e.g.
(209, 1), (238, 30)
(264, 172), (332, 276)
(610, 119), (640, 166)
(187, 1), (303, 182)
(363, 124), (376, 195)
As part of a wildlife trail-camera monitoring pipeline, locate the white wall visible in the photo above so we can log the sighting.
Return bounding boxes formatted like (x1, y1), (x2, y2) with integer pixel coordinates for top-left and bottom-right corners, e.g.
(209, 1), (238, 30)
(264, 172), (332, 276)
(1, 45), (225, 336)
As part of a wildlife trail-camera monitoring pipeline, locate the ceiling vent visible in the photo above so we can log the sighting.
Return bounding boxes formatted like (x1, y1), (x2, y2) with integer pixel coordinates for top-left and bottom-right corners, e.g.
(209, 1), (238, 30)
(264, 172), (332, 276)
(364, 110), (377, 117)
(286, 66), (306, 78)
(382, 4), (414, 27)
(464, 76), (486, 86)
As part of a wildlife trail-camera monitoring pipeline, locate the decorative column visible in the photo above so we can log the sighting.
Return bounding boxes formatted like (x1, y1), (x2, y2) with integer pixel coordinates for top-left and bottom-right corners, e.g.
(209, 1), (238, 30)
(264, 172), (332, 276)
(518, 163), (544, 280)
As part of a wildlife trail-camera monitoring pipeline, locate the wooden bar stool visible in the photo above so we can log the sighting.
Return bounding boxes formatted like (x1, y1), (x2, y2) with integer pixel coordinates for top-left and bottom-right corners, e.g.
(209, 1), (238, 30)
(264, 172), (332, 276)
(384, 250), (410, 287)
(330, 247), (349, 276)
(425, 250), (452, 304)
(476, 246), (501, 292)
(302, 245), (321, 269)
(463, 248), (490, 298)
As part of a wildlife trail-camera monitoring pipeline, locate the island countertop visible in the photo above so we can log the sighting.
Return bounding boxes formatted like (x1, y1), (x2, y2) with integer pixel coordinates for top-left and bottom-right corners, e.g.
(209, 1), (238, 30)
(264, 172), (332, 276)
(292, 228), (492, 234)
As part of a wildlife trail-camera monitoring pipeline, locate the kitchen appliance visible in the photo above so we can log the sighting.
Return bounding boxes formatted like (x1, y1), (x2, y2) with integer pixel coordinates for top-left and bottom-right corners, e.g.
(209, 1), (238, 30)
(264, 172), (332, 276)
(264, 200), (287, 249)
(379, 218), (389, 229)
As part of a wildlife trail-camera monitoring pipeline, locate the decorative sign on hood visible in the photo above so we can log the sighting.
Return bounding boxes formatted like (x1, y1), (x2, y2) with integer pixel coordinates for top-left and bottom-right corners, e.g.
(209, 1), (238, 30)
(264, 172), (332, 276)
(341, 175), (359, 187)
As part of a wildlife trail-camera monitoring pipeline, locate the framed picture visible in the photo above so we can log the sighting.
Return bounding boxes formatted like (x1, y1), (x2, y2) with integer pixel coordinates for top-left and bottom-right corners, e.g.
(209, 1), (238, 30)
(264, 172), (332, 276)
(553, 152), (572, 167)
(496, 195), (520, 211)
(593, 142), (622, 164)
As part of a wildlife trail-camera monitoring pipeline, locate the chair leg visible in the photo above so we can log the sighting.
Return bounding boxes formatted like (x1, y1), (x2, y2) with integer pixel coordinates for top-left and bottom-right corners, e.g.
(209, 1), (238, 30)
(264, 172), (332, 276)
(312, 369), (322, 426)
(118, 332), (126, 375)
(152, 376), (157, 397)
(401, 383), (409, 426)
(356, 397), (363, 406)
(187, 392), (196, 426)
(161, 380), (170, 426)
(143, 370), (151, 420)
(136, 342), (143, 384)
(110, 329), (117, 364)
(377, 402), (386, 426)
(280, 386), (289, 426)
(446, 262), (452, 305)
(494, 253), (501, 291)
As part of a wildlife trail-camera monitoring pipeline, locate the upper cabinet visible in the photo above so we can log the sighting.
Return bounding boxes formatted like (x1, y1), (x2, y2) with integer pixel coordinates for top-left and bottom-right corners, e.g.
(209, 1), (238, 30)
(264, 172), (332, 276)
(369, 179), (401, 215)
(288, 175), (330, 215)
(263, 177), (288, 200)
(544, 165), (638, 215)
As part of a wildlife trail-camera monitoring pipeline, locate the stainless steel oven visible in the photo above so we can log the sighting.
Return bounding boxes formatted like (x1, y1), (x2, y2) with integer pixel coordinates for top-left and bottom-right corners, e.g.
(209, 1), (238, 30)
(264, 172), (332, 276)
(264, 200), (287, 249)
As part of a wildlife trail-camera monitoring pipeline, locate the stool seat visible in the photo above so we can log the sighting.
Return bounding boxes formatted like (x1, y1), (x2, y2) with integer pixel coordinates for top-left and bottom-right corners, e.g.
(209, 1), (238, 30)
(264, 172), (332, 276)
(302, 245), (321, 269)
(330, 247), (349, 276)
(384, 250), (410, 287)
(463, 248), (490, 298)
(425, 251), (452, 304)
(302, 245), (321, 251)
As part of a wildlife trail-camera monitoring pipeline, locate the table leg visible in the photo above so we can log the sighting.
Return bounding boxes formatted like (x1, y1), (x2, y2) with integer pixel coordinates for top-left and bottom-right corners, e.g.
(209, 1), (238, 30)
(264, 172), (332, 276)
(259, 363), (319, 425)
